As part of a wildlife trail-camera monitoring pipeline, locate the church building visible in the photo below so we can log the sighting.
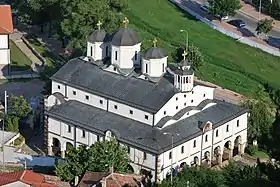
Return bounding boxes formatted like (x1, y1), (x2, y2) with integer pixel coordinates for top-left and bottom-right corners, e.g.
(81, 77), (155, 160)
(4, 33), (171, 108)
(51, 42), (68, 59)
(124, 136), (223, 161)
(44, 18), (249, 183)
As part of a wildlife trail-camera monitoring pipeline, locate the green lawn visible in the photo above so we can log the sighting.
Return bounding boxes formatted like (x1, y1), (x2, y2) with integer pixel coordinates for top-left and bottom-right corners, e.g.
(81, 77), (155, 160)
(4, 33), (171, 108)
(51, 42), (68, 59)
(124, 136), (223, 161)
(126, 0), (280, 96)
(9, 40), (32, 71)
(253, 150), (270, 159)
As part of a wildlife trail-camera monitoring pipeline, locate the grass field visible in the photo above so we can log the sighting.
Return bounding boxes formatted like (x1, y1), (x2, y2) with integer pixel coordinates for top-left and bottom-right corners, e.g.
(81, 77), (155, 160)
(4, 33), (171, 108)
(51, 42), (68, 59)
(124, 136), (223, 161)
(126, 0), (280, 96)
(9, 40), (32, 71)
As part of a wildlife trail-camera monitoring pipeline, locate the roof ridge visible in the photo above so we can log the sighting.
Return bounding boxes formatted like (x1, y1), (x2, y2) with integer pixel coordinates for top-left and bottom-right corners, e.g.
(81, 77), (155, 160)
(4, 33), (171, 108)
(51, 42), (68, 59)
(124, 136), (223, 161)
(20, 170), (27, 180)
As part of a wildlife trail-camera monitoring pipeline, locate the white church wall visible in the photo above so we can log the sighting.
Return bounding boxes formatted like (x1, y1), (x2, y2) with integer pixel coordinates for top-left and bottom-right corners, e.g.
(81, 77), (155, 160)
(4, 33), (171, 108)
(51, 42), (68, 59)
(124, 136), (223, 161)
(76, 127), (89, 145)
(86, 42), (109, 61)
(0, 49), (10, 65)
(141, 57), (167, 77)
(202, 130), (213, 150)
(111, 44), (141, 69)
(154, 85), (214, 125)
(66, 85), (107, 110)
(0, 35), (8, 49)
(108, 100), (153, 125)
(51, 81), (65, 96)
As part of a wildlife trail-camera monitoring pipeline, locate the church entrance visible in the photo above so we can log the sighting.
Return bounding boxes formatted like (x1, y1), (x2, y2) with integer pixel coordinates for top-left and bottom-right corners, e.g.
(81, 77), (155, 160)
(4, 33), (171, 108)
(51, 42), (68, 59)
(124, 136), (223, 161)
(201, 151), (210, 167)
(222, 141), (232, 161)
(52, 138), (61, 156)
(233, 136), (242, 157)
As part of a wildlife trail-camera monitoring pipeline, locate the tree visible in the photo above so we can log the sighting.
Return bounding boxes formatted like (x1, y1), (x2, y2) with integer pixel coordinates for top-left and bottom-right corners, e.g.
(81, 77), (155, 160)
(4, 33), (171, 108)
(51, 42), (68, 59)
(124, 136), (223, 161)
(256, 19), (274, 35)
(242, 88), (275, 144)
(9, 95), (32, 119)
(59, 0), (126, 52)
(4, 115), (19, 132)
(173, 45), (204, 71)
(55, 139), (130, 182)
(208, 0), (241, 20)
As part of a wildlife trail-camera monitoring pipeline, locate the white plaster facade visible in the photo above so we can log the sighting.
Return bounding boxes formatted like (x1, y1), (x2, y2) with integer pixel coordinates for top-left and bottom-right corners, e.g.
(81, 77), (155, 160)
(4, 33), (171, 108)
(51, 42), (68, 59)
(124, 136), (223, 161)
(87, 41), (110, 61)
(0, 34), (10, 65)
(142, 57), (167, 77)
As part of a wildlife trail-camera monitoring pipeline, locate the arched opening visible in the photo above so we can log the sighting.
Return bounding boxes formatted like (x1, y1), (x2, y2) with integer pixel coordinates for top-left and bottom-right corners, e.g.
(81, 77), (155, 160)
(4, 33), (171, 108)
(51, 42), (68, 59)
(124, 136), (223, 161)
(140, 169), (152, 187)
(201, 151), (210, 167)
(191, 156), (199, 166)
(233, 136), (242, 157)
(65, 142), (74, 157)
(127, 164), (134, 173)
(212, 146), (221, 166)
(52, 138), (61, 156)
(223, 141), (232, 161)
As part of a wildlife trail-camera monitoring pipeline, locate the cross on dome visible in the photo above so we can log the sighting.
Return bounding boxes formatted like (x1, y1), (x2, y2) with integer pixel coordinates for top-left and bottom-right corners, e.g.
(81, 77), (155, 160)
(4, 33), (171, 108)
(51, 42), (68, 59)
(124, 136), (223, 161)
(182, 50), (187, 60)
(96, 20), (102, 30)
(153, 38), (157, 47)
(123, 17), (129, 28)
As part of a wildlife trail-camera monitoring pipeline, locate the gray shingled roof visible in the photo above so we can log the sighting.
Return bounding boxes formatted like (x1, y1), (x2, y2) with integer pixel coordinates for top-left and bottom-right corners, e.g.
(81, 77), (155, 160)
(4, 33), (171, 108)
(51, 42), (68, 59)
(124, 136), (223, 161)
(51, 58), (177, 113)
(111, 28), (140, 46)
(88, 29), (107, 43)
(46, 99), (248, 154)
(144, 47), (167, 59)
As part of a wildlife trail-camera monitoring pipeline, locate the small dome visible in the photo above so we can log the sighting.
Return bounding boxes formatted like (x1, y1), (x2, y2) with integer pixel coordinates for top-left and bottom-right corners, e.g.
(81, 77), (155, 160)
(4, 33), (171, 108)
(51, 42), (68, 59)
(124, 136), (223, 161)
(179, 59), (192, 67)
(111, 28), (140, 46)
(144, 47), (167, 59)
(88, 29), (106, 43)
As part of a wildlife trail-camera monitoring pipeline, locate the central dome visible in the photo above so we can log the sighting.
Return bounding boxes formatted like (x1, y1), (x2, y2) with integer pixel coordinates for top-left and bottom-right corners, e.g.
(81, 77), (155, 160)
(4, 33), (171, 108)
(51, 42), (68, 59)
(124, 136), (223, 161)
(111, 28), (140, 46)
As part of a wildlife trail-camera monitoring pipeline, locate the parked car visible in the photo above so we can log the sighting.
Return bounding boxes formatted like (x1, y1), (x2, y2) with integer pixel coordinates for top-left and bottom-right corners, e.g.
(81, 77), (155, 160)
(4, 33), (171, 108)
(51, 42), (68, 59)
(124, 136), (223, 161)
(200, 4), (209, 12)
(227, 19), (246, 28)
(215, 14), (229, 21)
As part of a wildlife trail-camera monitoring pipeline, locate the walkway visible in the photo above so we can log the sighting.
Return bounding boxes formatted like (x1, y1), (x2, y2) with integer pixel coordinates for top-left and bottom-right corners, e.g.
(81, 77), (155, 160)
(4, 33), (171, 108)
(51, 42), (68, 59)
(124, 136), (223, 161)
(240, 0), (280, 31)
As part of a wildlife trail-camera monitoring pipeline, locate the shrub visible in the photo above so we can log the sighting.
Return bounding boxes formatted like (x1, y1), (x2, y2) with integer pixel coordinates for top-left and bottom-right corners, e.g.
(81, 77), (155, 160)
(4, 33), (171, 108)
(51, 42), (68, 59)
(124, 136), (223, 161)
(246, 144), (258, 156)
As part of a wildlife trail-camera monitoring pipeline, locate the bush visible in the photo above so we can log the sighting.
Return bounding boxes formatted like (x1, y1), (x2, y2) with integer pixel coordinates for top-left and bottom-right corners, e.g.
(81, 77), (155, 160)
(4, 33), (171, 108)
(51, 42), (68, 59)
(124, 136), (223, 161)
(246, 144), (258, 156)
(14, 135), (25, 147)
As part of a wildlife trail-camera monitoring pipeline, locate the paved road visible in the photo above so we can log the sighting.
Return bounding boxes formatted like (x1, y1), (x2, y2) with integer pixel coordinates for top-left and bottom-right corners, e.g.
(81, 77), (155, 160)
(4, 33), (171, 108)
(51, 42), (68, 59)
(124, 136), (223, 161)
(182, 0), (280, 46)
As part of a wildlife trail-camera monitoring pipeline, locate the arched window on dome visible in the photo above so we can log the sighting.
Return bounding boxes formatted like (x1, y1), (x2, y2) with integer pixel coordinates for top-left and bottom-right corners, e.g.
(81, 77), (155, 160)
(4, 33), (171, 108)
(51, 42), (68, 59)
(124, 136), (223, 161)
(105, 130), (116, 141)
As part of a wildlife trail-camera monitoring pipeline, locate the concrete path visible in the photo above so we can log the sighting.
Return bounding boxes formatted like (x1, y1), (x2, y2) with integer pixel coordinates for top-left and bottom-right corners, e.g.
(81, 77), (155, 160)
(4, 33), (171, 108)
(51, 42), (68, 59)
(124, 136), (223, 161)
(10, 31), (43, 72)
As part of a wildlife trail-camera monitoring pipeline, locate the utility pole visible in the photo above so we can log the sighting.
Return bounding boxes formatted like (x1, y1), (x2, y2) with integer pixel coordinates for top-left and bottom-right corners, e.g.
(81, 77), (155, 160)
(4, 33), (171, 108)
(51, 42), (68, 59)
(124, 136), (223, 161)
(2, 90), (8, 171)
(259, 0), (262, 20)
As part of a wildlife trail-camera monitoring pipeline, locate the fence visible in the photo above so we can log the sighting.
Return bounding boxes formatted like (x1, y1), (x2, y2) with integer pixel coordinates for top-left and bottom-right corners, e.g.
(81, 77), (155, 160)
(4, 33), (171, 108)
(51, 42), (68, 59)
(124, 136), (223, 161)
(170, 0), (280, 57)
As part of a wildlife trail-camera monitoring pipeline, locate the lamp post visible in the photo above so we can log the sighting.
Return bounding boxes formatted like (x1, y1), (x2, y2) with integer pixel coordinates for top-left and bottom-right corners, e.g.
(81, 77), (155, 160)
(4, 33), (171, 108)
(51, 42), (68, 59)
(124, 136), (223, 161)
(1, 119), (4, 171)
(163, 132), (179, 187)
(259, 0), (262, 20)
(180, 29), (189, 51)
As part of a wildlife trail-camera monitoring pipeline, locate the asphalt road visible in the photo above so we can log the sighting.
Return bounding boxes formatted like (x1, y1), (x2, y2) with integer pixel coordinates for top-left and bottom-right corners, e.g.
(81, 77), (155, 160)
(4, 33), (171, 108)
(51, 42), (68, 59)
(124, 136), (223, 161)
(181, 0), (280, 46)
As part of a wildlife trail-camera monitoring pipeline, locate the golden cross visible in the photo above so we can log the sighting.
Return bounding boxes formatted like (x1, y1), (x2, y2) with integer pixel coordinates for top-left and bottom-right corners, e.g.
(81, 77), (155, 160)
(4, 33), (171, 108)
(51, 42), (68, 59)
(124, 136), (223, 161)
(96, 20), (102, 30)
(153, 38), (157, 47)
(123, 17), (129, 28)
(182, 50), (187, 60)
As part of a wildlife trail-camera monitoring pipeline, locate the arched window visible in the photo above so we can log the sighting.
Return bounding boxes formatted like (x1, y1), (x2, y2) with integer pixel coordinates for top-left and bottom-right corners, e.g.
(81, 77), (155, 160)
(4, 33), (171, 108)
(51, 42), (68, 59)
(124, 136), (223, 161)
(146, 64), (148, 73)
(90, 46), (93, 56)
(216, 130), (219, 137)
(205, 135), (208, 142)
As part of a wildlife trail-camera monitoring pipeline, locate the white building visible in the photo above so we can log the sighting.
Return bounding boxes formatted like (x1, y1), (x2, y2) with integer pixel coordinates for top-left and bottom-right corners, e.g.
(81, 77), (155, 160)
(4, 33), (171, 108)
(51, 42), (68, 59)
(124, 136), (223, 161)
(0, 5), (13, 67)
(44, 18), (249, 183)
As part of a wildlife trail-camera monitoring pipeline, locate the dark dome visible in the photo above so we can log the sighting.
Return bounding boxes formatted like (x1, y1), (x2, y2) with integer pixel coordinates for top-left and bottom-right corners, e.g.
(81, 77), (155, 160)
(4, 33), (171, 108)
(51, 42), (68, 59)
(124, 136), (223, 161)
(144, 47), (167, 59)
(88, 29), (106, 43)
(179, 59), (192, 67)
(111, 28), (140, 46)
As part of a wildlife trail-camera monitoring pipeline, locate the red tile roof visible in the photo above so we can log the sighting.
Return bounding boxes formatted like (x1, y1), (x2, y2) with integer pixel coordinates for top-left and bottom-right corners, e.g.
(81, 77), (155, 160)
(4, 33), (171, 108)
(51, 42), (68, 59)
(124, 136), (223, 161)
(0, 5), (14, 34)
(0, 170), (57, 187)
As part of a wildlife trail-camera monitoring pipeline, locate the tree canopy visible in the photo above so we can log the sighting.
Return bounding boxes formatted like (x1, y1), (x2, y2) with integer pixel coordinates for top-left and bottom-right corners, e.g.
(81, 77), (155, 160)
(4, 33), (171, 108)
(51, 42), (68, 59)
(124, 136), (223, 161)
(55, 139), (130, 182)
(9, 95), (32, 119)
(256, 19), (274, 35)
(208, 0), (241, 19)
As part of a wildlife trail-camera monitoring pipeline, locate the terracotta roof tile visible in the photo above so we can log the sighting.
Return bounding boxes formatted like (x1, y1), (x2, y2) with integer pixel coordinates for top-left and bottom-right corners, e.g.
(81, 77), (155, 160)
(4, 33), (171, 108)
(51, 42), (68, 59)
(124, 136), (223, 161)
(111, 173), (140, 187)
(0, 170), (57, 187)
(77, 171), (109, 187)
(0, 5), (14, 34)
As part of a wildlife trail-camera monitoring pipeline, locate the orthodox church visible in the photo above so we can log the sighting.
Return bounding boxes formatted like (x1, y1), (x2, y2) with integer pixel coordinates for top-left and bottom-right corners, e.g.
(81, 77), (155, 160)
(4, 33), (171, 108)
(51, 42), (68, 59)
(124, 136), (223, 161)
(44, 17), (249, 183)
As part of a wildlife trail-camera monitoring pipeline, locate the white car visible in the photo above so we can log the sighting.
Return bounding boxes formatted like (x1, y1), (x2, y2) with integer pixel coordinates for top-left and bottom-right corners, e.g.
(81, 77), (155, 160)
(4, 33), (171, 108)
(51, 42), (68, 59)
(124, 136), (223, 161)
(200, 4), (209, 12)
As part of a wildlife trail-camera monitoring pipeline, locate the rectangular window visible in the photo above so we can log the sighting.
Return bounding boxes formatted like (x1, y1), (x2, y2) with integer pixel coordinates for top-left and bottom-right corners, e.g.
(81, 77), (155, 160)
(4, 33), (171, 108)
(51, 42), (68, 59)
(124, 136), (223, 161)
(176, 106), (178, 110)
(205, 135), (208, 142)
(130, 110), (133, 115)
(181, 146), (184, 154)
(115, 51), (118, 60)
(237, 120), (239, 127)
(114, 105), (118, 109)
(143, 152), (147, 160)
(97, 135), (100, 142)
(67, 125), (71, 133)
(146, 64), (148, 73)
(82, 130), (85, 138)
(226, 125), (229, 132)
(127, 146), (130, 154)
(145, 115), (149, 120)
(57, 85), (60, 89)
(134, 51), (137, 60)
(106, 46), (109, 56)
(100, 100), (103, 104)
(164, 111), (166, 115)
(162, 63), (165, 73)
(169, 152), (172, 159)
(72, 90), (76, 95)
(193, 140), (196, 148)
(90, 46), (93, 56)
(85, 95), (89, 100)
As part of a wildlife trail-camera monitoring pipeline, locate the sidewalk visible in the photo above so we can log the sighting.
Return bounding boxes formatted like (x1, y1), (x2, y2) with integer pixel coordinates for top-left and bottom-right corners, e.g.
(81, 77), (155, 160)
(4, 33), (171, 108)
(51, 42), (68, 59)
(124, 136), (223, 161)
(240, 0), (280, 31)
